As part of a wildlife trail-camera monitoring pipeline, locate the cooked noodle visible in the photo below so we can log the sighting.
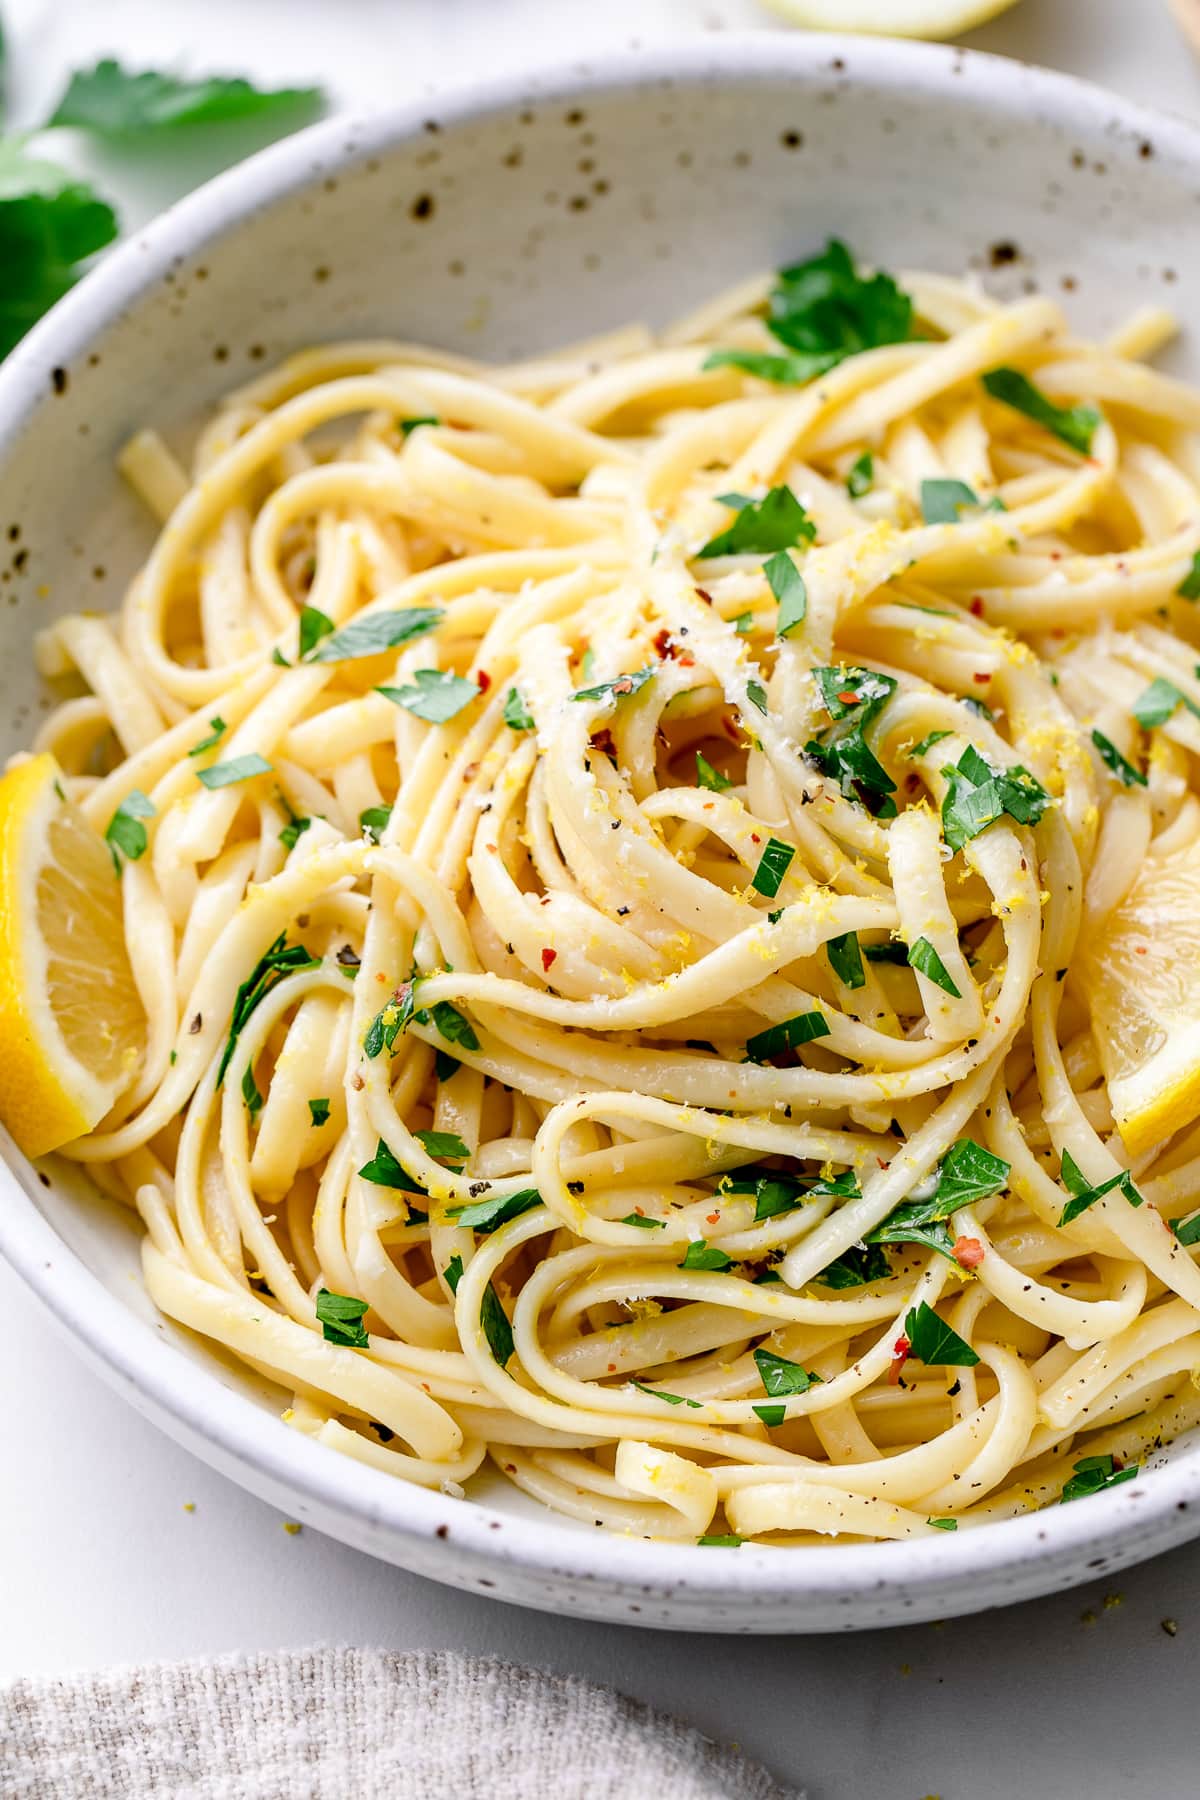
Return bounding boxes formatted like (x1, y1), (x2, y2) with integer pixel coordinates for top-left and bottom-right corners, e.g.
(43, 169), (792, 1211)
(31, 251), (1200, 1543)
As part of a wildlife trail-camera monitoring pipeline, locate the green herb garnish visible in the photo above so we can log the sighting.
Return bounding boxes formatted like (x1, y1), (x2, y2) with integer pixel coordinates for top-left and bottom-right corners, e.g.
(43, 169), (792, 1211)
(698, 486), (816, 560)
(939, 744), (1049, 851)
(744, 1010), (830, 1064)
(826, 930), (866, 990)
(49, 61), (323, 134)
(571, 667), (654, 705)
(195, 752), (273, 790)
(753, 1347), (820, 1398)
(377, 669), (478, 723)
(750, 835), (795, 899)
(679, 1240), (734, 1272)
(764, 550), (807, 635)
(903, 1301), (980, 1367)
(449, 1189), (541, 1232)
(1061, 1454), (1138, 1503)
(847, 451), (874, 498)
(217, 933), (318, 1084)
(1058, 1148), (1144, 1226)
(308, 1098), (330, 1128)
(1091, 729), (1146, 788)
(504, 687), (535, 731)
(187, 716), (227, 757)
(104, 788), (154, 872)
(981, 366), (1100, 456)
(695, 751), (732, 793)
(359, 804), (392, 843)
(306, 607), (442, 663)
(908, 936), (961, 998)
(315, 1287), (369, 1348)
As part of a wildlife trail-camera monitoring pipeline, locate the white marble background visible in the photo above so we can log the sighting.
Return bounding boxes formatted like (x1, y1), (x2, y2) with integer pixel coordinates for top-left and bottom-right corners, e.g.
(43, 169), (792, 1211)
(3, 2), (1200, 1795)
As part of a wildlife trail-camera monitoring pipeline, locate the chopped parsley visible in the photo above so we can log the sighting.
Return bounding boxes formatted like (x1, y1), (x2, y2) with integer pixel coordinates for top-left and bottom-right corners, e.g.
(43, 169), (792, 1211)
(1058, 1148), (1144, 1227)
(305, 607), (441, 663)
(278, 812), (311, 852)
(744, 1009), (830, 1064)
(846, 450), (874, 498)
(630, 1380), (701, 1408)
(903, 1301), (980, 1367)
(448, 1189), (542, 1232)
(909, 729), (952, 759)
(503, 687), (535, 731)
(359, 804), (392, 843)
(1061, 1453), (1138, 1503)
(868, 1140), (1009, 1262)
(621, 1212), (665, 1229)
(1132, 677), (1200, 728)
(920, 478), (983, 525)
(908, 936), (961, 998)
(444, 1255), (464, 1294)
(939, 743), (1049, 851)
(571, 667), (654, 705)
(315, 1287), (369, 1348)
(753, 1347), (820, 1397)
(377, 668), (478, 723)
(679, 1240), (734, 1272)
(427, 1000), (480, 1053)
(414, 1128), (470, 1166)
(698, 1533), (744, 1546)
(104, 788), (154, 872)
(826, 930), (866, 990)
(217, 933), (319, 1084)
(1177, 551), (1200, 601)
(753, 1404), (786, 1428)
(298, 604), (335, 658)
(816, 1243), (891, 1289)
(481, 1283), (514, 1365)
(928, 1517), (958, 1531)
(400, 415), (439, 436)
(1171, 1212), (1200, 1248)
(764, 550), (807, 636)
(804, 665), (898, 817)
(195, 752), (273, 790)
(745, 680), (769, 716)
(750, 835), (795, 899)
(187, 715), (227, 757)
(864, 940), (909, 965)
(241, 1062), (263, 1117)
(307, 1098), (330, 1128)
(981, 366), (1100, 456)
(698, 486), (816, 559)
(363, 985), (417, 1059)
(695, 751), (732, 793)
(721, 1165), (859, 1222)
(1092, 729), (1146, 787)
(357, 1139), (421, 1190)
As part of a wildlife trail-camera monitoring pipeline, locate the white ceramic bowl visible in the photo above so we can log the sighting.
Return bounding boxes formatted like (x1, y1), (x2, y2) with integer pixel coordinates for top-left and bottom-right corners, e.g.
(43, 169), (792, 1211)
(3, 34), (1200, 1633)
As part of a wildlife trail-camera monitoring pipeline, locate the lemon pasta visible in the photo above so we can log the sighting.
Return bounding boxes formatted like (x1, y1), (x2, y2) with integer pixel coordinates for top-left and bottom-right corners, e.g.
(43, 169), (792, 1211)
(5, 240), (1200, 1545)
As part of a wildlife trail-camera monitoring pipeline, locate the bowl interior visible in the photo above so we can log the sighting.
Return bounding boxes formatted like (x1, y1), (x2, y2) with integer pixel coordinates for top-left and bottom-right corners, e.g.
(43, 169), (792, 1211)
(4, 37), (1200, 1625)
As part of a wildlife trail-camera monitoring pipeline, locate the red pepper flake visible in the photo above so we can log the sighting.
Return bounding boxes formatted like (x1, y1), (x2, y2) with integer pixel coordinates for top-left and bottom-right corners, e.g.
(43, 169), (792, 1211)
(972, 671), (990, 685)
(611, 676), (635, 696)
(590, 727), (617, 760)
(1049, 550), (1063, 562)
(954, 1236), (985, 1270)
(541, 948), (557, 972)
(1135, 945), (1147, 955)
(837, 690), (860, 705)
(652, 627), (678, 660)
(705, 1211), (720, 1225)
(889, 1336), (911, 1385)
(969, 597), (984, 617)
(749, 832), (761, 844)
(695, 587), (714, 605)
(476, 669), (492, 693)
(678, 652), (695, 667)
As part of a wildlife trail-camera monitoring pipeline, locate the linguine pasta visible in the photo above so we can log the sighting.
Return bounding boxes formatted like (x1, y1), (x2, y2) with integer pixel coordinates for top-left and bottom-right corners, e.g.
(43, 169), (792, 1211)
(32, 245), (1200, 1544)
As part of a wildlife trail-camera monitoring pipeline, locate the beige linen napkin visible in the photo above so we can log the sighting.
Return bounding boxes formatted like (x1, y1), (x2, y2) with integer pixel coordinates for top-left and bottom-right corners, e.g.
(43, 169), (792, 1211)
(1, 1646), (799, 1799)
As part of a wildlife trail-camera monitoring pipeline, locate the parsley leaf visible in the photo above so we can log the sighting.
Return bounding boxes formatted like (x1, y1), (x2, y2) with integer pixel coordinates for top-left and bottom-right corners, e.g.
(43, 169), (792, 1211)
(805, 666), (898, 816)
(363, 982), (419, 1059)
(679, 1240), (734, 1271)
(621, 1212), (665, 1229)
(377, 669), (478, 723)
(703, 347), (835, 386)
(903, 1301), (980, 1367)
(400, 415), (439, 436)
(504, 687), (535, 731)
(187, 716), (227, 757)
(427, 1000), (479, 1053)
(908, 936), (961, 998)
(846, 451), (874, 498)
(279, 813), (311, 852)
(241, 1062), (263, 1118)
(1058, 1149), (1144, 1226)
(630, 1380), (701, 1408)
(1061, 1453), (1138, 1503)
(698, 1533), (744, 1546)
(751, 835), (795, 899)
(766, 239), (914, 365)
(306, 607), (442, 663)
(308, 1098), (331, 1128)
(315, 1287), (369, 1348)
(753, 1347), (820, 1397)
(909, 729), (952, 759)
(104, 788), (155, 872)
(481, 1283), (515, 1365)
(928, 1517), (958, 1531)
(1092, 728), (1146, 788)
(297, 605), (335, 658)
(449, 1188), (542, 1232)
(1171, 1212), (1200, 1248)
(195, 752), (273, 790)
(1177, 551), (1200, 601)
(698, 486), (816, 560)
(444, 1255), (464, 1294)
(920, 478), (982, 525)
(571, 668), (654, 705)
(826, 930), (866, 989)
(696, 751), (732, 793)
(745, 680), (769, 716)
(357, 1139), (421, 1190)
(940, 745), (1049, 851)
(816, 1243), (891, 1289)
(981, 366), (1100, 456)
(414, 1128), (470, 1165)
(764, 550), (807, 635)
(869, 1140), (1009, 1262)
(1132, 677), (1199, 728)
(744, 1010), (830, 1063)
(359, 804), (392, 844)
(753, 1404), (787, 1427)
(217, 933), (319, 1084)
(0, 143), (118, 357)
(49, 61), (323, 134)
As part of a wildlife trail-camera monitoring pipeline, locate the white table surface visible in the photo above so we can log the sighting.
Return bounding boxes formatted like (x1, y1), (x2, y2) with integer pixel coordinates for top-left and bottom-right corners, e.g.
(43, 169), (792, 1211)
(5, 2), (1200, 1795)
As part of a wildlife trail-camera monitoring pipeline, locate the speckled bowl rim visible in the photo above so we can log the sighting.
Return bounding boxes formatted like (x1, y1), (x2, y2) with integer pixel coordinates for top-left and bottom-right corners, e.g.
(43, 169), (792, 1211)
(3, 31), (1200, 1628)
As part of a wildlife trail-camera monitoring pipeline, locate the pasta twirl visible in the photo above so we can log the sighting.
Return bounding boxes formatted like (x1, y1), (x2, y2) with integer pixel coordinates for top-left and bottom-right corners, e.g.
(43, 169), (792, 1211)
(28, 244), (1200, 1544)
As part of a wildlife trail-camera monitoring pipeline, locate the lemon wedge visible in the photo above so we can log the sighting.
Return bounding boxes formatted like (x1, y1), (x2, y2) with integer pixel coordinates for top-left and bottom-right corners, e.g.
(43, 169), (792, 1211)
(762, 0), (1021, 37)
(0, 754), (144, 1158)
(1083, 832), (1200, 1159)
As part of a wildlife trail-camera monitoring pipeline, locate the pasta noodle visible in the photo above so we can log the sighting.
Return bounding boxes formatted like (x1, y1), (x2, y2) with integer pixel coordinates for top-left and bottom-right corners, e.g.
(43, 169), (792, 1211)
(32, 245), (1200, 1544)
